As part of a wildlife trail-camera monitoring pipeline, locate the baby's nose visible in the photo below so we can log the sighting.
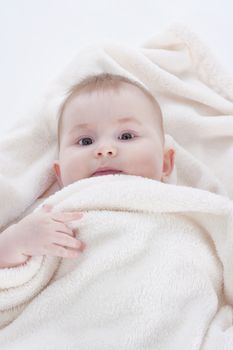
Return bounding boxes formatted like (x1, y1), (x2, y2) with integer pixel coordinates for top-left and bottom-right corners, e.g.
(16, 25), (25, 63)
(94, 146), (117, 158)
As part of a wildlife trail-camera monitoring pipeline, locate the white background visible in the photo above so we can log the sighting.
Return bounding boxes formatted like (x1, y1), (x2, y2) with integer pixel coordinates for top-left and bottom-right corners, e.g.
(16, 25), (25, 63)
(0, 0), (233, 135)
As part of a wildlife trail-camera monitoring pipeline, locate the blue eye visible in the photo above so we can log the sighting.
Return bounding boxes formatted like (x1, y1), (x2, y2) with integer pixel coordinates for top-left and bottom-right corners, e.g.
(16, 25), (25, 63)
(119, 132), (135, 140)
(77, 137), (93, 146)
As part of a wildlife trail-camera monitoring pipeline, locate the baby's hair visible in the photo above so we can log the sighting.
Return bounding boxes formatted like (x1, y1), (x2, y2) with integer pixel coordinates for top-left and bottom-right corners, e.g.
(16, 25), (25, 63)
(57, 73), (164, 148)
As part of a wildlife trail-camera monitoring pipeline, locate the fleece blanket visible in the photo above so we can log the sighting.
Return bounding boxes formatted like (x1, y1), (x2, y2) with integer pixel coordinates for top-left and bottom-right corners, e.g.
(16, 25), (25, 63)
(1, 175), (233, 350)
(0, 23), (233, 348)
(0, 174), (233, 350)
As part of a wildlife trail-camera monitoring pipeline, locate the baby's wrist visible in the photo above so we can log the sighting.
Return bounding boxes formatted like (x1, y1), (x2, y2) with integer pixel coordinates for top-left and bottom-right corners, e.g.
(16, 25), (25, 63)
(0, 225), (28, 268)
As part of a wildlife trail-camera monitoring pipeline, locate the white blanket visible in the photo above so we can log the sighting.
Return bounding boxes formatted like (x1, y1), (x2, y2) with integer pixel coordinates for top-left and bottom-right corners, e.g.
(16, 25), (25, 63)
(0, 24), (233, 349)
(1, 175), (233, 349)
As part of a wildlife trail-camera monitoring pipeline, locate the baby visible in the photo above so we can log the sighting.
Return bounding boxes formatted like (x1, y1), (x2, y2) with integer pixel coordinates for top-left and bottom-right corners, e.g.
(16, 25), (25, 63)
(0, 73), (175, 268)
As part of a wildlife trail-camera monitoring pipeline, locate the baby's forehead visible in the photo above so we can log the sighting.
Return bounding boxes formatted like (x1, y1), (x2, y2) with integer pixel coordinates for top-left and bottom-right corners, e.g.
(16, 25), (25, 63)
(64, 82), (161, 117)
(62, 94), (158, 128)
(58, 81), (164, 144)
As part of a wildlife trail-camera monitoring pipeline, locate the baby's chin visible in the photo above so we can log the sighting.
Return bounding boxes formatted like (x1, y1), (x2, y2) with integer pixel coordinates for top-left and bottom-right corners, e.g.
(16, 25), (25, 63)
(61, 171), (126, 187)
(61, 171), (163, 188)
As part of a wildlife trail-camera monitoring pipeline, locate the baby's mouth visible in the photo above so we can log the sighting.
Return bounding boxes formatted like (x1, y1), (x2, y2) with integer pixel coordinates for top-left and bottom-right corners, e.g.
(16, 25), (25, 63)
(92, 170), (123, 177)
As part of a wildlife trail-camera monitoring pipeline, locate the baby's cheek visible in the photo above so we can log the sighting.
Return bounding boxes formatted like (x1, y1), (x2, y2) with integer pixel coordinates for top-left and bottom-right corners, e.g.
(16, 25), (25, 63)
(137, 152), (163, 179)
(60, 162), (76, 186)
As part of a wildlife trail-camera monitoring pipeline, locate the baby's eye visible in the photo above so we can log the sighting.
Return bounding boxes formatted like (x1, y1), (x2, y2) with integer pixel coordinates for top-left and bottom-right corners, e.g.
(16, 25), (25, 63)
(77, 137), (93, 146)
(119, 132), (136, 140)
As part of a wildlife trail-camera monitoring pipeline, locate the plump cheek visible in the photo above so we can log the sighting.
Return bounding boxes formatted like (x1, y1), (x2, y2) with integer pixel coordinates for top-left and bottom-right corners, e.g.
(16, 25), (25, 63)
(128, 150), (163, 180)
(59, 155), (85, 186)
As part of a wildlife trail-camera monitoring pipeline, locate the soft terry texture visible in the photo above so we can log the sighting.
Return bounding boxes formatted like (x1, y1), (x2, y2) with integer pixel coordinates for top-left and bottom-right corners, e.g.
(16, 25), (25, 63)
(1, 175), (233, 349)
(0, 24), (233, 349)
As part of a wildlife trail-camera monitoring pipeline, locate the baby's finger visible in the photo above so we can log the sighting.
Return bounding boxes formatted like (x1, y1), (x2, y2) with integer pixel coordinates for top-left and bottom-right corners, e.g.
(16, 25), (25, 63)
(41, 204), (53, 212)
(51, 212), (83, 223)
(44, 245), (81, 259)
(52, 232), (84, 250)
(54, 222), (76, 237)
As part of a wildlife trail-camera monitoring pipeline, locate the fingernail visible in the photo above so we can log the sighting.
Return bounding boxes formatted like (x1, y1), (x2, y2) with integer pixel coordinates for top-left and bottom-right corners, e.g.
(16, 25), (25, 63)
(68, 212), (83, 217)
(75, 212), (83, 217)
(42, 204), (52, 212)
(79, 242), (86, 252)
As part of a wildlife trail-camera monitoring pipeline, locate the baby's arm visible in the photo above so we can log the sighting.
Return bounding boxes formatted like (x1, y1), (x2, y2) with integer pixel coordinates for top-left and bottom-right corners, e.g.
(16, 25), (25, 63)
(0, 205), (85, 269)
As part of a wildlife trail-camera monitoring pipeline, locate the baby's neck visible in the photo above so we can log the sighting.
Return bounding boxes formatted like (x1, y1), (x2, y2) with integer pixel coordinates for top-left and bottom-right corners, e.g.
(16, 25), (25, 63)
(38, 181), (60, 199)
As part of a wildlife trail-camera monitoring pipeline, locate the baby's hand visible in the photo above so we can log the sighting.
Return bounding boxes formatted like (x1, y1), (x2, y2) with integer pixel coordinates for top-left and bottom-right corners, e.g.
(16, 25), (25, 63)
(0, 204), (85, 268)
(16, 203), (85, 259)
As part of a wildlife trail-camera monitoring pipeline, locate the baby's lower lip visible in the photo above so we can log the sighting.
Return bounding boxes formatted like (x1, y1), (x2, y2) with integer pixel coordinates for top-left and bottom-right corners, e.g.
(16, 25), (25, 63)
(92, 170), (122, 176)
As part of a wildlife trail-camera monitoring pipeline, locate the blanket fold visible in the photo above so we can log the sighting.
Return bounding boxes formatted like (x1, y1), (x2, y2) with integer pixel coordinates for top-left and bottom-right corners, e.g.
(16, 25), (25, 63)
(1, 175), (233, 349)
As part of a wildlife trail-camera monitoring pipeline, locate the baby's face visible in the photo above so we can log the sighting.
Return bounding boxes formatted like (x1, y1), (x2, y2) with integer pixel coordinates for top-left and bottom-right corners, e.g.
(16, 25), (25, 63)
(53, 82), (174, 187)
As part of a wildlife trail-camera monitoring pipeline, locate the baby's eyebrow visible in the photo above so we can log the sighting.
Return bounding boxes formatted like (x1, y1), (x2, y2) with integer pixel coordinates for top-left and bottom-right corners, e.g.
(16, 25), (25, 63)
(72, 117), (141, 130)
(117, 117), (142, 125)
(70, 117), (141, 133)
(69, 123), (92, 134)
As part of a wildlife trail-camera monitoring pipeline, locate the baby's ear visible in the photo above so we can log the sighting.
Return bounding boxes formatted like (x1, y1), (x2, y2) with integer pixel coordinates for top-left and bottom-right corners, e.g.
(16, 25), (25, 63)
(53, 160), (63, 188)
(53, 161), (62, 188)
(162, 148), (175, 177)
(53, 160), (60, 178)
